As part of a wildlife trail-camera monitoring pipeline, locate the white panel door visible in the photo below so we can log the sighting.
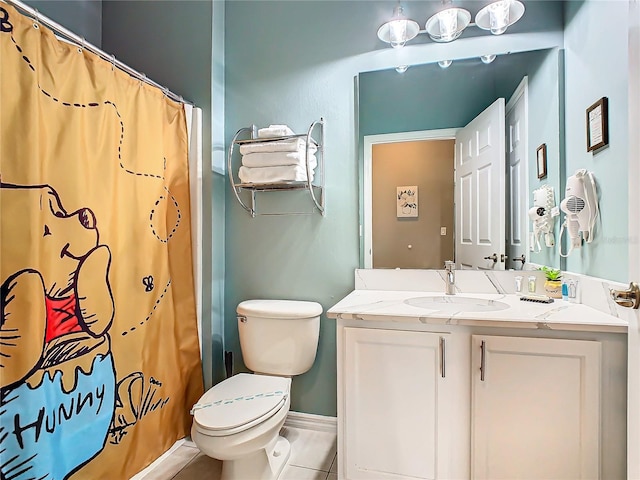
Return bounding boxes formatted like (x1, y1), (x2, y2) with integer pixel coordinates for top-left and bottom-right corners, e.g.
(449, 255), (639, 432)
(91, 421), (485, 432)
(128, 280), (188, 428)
(343, 328), (451, 480)
(505, 80), (528, 270)
(471, 335), (601, 480)
(455, 98), (506, 270)
(627, 0), (640, 476)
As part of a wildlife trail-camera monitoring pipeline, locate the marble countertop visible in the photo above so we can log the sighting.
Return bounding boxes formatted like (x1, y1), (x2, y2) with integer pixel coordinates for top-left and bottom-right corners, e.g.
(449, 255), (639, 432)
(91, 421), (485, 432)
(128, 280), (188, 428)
(327, 289), (628, 333)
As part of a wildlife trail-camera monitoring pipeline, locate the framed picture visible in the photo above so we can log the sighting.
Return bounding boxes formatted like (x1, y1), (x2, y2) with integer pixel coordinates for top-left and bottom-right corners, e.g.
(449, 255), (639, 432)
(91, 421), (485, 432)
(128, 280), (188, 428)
(397, 186), (418, 218)
(586, 97), (609, 152)
(536, 144), (547, 179)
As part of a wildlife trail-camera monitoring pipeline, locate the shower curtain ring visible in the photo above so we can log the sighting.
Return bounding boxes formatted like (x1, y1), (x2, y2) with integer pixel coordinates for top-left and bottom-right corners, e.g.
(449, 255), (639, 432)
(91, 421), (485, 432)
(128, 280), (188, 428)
(33, 9), (40, 28)
(139, 73), (146, 87)
(110, 54), (116, 71)
(78, 37), (85, 54)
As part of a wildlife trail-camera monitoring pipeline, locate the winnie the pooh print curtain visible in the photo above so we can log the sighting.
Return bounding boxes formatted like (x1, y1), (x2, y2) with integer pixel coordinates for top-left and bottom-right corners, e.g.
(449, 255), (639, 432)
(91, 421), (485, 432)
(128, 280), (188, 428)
(0, 4), (204, 479)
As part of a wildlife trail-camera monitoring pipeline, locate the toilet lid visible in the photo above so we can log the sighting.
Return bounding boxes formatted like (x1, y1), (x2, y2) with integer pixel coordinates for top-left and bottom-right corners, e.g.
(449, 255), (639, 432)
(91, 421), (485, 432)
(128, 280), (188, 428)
(237, 299), (322, 319)
(192, 374), (291, 434)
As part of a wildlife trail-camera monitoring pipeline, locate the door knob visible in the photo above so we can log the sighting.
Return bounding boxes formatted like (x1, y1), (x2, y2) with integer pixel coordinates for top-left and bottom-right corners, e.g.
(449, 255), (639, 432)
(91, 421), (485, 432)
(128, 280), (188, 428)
(483, 253), (498, 263)
(610, 282), (640, 309)
(513, 254), (526, 266)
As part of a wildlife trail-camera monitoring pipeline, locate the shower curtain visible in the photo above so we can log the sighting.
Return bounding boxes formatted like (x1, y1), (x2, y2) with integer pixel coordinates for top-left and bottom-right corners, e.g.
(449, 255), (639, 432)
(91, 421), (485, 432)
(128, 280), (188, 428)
(0, 4), (204, 479)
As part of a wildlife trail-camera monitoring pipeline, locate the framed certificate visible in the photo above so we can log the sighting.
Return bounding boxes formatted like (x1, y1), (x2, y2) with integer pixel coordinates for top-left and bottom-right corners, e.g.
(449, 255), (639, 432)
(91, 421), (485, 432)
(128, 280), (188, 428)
(586, 97), (609, 152)
(536, 144), (547, 179)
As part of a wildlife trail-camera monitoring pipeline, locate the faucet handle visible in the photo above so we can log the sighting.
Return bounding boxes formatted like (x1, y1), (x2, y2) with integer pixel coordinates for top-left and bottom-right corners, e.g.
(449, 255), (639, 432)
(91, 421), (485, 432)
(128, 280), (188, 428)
(444, 261), (456, 295)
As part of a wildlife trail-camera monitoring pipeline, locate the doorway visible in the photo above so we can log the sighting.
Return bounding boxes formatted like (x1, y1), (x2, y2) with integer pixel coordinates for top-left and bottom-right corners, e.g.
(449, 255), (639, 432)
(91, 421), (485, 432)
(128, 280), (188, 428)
(363, 128), (458, 269)
(371, 139), (455, 269)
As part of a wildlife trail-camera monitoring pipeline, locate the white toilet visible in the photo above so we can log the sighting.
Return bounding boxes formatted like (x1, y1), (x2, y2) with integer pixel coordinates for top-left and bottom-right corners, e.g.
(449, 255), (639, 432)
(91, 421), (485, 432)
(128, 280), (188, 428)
(191, 299), (322, 480)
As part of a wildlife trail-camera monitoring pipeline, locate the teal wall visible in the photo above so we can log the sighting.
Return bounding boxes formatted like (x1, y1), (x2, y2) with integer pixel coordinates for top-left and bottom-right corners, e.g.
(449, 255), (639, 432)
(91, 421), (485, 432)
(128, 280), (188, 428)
(563, 0), (629, 281)
(359, 60), (498, 137)
(27, 0), (102, 46)
(210, 0), (227, 387)
(224, 1), (361, 417)
(525, 49), (565, 269)
(359, 50), (557, 137)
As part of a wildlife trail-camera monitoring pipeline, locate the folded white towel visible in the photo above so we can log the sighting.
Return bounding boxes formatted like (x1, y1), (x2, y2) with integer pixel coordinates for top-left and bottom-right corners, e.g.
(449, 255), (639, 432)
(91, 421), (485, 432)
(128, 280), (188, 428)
(239, 165), (314, 184)
(242, 152), (317, 169)
(258, 124), (295, 138)
(239, 138), (317, 155)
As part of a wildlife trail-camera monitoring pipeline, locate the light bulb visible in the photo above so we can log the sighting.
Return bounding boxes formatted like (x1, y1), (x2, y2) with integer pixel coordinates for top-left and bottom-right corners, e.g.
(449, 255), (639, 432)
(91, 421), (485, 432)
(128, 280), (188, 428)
(474, 0), (524, 36)
(377, 5), (420, 49)
(481, 54), (496, 64)
(488, 0), (511, 35)
(426, 7), (471, 43)
(389, 19), (409, 48)
(438, 9), (458, 42)
(438, 59), (453, 69)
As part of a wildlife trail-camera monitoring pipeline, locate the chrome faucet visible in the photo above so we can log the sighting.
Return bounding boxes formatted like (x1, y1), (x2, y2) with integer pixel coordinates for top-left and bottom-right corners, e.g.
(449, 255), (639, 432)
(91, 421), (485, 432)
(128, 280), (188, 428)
(444, 261), (456, 295)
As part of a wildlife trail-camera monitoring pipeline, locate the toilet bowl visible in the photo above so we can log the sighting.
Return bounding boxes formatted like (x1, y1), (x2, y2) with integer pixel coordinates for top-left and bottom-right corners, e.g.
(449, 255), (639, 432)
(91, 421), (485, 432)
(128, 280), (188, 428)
(191, 374), (292, 479)
(191, 299), (322, 480)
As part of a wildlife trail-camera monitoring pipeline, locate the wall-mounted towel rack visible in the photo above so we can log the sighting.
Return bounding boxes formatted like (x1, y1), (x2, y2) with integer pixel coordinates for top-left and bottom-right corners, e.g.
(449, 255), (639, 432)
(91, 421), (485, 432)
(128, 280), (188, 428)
(227, 118), (325, 217)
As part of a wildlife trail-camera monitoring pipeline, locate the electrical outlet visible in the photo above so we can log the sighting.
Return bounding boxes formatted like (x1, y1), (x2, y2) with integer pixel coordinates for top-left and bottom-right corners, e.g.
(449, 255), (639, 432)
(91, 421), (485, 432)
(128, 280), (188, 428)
(440, 227), (447, 236)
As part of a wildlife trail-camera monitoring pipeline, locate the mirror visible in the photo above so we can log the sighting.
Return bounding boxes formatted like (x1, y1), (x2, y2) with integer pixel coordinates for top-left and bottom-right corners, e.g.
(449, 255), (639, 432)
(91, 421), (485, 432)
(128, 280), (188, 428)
(358, 48), (564, 270)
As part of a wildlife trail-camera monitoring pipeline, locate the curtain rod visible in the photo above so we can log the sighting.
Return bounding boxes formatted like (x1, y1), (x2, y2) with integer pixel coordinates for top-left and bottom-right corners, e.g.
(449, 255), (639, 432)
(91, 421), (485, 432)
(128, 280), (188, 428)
(2, 0), (193, 106)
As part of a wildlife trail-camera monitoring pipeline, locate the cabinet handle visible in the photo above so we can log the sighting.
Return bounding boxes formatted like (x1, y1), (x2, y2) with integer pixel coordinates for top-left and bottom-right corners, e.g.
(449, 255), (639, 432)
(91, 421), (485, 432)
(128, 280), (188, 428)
(440, 337), (446, 378)
(480, 340), (486, 381)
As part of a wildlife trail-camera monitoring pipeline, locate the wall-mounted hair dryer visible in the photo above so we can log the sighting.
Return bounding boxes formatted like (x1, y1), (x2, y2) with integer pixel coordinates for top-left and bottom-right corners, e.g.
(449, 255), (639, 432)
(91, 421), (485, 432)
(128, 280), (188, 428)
(559, 169), (599, 257)
(529, 185), (558, 252)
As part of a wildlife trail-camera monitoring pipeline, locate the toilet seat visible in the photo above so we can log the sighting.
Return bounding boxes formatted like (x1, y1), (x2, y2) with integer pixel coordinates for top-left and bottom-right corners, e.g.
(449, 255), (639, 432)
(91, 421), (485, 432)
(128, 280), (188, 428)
(193, 374), (291, 437)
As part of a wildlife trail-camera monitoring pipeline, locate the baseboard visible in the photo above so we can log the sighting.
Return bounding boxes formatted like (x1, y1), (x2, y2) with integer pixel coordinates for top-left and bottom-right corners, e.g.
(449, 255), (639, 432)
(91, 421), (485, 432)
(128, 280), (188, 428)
(131, 414), (336, 478)
(182, 437), (197, 448)
(284, 411), (337, 434)
(130, 438), (187, 479)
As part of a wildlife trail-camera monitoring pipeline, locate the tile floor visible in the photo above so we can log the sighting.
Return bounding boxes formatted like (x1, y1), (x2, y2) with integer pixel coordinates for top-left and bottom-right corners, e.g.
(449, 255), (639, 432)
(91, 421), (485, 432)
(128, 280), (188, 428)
(136, 426), (337, 480)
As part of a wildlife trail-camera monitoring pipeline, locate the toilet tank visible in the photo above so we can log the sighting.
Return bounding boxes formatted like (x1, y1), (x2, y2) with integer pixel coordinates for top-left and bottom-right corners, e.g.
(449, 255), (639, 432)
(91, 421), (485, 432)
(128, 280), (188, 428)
(237, 299), (322, 376)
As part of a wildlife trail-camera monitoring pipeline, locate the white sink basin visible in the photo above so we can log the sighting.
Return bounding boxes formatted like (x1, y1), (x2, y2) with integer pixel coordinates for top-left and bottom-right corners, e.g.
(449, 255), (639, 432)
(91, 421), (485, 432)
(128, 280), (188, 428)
(404, 296), (510, 312)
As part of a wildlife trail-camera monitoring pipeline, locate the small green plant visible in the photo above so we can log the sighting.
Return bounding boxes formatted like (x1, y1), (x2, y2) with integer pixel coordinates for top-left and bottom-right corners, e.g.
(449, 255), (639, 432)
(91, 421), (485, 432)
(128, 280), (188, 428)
(539, 266), (562, 281)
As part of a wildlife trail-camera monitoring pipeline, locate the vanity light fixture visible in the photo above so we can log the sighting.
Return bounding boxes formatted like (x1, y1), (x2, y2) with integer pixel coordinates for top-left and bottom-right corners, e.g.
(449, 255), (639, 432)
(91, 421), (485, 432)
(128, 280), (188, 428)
(376, 0), (525, 48)
(475, 0), (525, 35)
(480, 54), (497, 64)
(377, 5), (420, 49)
(425, 2), (471, 43)
(395, 65), (409, 73)
(438, 59), (453, 69)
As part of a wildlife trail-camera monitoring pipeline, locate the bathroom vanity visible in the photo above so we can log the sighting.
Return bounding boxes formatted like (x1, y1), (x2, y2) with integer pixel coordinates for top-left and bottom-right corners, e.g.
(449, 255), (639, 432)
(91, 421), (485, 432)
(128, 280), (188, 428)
(328, 270), (628, 480)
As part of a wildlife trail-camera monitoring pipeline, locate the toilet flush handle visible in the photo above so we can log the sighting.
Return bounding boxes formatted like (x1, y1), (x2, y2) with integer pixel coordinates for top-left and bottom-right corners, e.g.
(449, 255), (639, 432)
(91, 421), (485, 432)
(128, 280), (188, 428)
(237, 315), (247, 323)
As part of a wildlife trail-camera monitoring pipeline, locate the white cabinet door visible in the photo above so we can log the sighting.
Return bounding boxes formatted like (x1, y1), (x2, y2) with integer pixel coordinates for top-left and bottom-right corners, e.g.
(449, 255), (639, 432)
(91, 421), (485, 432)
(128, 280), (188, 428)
(471, 335), (601, 480)
(343, 327), (451, 480)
